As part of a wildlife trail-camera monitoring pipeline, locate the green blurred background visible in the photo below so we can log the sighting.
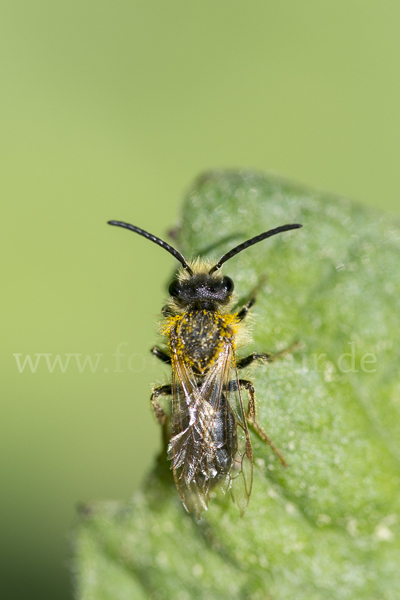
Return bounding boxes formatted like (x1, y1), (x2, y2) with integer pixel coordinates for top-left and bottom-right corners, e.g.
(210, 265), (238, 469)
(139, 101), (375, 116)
(2, 1), (400, 598)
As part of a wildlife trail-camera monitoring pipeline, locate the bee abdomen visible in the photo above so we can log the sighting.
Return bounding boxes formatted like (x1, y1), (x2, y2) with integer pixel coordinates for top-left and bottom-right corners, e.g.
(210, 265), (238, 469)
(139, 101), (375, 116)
(213, 403), (237, 476)
(198, 401), (238, 484)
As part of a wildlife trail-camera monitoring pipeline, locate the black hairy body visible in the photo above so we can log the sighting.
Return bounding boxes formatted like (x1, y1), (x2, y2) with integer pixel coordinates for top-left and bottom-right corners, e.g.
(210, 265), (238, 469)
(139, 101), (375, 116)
(108, 219), (302, 516)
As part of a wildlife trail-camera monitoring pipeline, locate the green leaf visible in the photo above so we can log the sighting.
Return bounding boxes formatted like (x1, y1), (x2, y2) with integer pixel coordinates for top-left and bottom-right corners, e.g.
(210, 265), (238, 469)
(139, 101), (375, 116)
(73, 170), (400, 600)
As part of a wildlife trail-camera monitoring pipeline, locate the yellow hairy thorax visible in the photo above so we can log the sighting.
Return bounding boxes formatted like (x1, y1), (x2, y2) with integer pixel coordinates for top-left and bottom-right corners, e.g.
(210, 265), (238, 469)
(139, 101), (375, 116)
(161, 310), (240, 372)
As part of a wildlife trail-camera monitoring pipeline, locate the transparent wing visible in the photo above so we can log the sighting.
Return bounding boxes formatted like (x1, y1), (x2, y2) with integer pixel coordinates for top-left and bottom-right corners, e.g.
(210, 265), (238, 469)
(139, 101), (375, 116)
(168, 340), (253, 517)
(226, 361), (253, 516)
(169, 344), (228, 515)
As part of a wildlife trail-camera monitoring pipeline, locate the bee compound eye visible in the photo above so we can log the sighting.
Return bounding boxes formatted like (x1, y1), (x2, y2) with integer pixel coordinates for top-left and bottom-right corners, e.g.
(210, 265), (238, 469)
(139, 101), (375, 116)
(168, 279), (181, 297)
(222, 276), (234, 295)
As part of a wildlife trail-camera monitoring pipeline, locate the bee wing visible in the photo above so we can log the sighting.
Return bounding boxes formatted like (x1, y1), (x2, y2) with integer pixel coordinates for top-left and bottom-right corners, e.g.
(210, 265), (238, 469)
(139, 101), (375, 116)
(226, 361), (253, 516)
(169, 343), (231, 516)
(169, 340), (253, 517)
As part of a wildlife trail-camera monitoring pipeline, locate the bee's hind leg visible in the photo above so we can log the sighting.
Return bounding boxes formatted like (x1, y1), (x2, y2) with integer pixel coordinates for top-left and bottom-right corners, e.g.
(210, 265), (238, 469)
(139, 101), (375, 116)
(238, 379), (288, 468)
(151, 384), (171, 448)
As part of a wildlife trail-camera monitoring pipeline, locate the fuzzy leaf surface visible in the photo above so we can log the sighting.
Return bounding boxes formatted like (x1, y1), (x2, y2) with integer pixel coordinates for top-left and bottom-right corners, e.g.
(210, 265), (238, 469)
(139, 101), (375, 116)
(73, 171), (400, 600)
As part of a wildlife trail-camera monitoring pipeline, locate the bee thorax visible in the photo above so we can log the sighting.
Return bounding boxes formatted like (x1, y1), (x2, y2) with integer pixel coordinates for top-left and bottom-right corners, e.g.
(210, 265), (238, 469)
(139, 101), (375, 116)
(177, 310), (234, 371)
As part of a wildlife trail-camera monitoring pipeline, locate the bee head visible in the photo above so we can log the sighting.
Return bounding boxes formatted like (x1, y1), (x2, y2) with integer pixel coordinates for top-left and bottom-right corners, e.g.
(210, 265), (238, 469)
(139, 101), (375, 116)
(107, 220), (302, 302)
(168, 273), (234, 306)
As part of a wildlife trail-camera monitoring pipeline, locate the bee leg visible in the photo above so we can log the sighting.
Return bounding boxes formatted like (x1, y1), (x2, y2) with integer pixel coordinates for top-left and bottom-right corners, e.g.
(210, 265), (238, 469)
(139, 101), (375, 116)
(161, 305), (174, 317)
(236, 274), (268, 321)
(236, 341), (300, 369)
(236, 298), (256, 321)
(236, 353), (273, 369)
(151, 346), (172, 364)
(151, 385), (171, 447)
(238, 379), (288, 468)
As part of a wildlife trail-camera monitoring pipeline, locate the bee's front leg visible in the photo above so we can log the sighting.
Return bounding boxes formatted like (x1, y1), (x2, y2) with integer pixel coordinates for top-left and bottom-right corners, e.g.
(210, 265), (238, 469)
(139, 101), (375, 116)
(236, 275), (267, 321)
(236, 297), (256, 321)
(238, 379), (288, 468)
(151, 384), (171, 448)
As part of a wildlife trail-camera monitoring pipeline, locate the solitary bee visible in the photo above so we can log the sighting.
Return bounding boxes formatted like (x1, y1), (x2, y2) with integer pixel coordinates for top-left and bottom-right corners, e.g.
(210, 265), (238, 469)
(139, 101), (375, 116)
(108, 219), (302, 517)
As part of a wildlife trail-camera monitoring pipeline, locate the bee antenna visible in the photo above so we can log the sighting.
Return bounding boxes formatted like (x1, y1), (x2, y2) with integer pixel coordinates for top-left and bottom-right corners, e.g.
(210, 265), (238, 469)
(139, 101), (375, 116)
(209, 224), (302, 274)
(108, 221), (193, 275)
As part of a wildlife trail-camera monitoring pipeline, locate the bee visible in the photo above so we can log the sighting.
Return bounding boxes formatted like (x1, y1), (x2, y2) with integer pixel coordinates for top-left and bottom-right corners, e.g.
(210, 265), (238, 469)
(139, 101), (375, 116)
(108, 219), (302, 517)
